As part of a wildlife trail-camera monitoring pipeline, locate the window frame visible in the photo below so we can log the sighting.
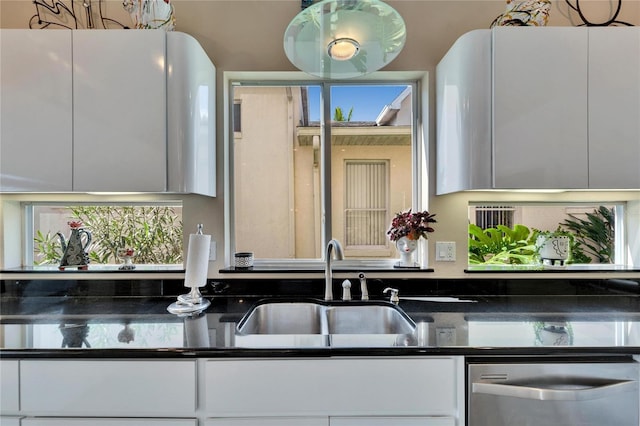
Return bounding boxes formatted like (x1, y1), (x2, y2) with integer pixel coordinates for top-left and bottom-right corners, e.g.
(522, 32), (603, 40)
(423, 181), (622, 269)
(224, 72), (429, 268)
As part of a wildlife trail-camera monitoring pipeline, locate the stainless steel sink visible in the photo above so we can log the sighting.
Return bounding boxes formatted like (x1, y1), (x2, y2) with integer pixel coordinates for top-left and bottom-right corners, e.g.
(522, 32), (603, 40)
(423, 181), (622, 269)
(326, 304), (415, 334)
(237, 301), (326, 334)
(235, 299), (417, 348)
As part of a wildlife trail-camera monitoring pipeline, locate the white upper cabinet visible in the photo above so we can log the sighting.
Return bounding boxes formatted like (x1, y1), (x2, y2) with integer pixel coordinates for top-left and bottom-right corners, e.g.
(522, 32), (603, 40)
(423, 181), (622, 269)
(436, 30), (492, 194)
(0, 30), (216, 195)
(492, 27), (588, 189)
(436, 27), (640, 194)
(588, 27), (640, 189)
(166, 32), (216, 196)
(72, 30), (167, 192)
(0, 30), (73, 192)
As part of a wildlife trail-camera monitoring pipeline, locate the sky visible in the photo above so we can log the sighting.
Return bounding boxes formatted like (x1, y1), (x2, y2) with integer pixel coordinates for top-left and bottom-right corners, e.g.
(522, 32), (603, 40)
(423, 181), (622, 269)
(307, 85), (409, 122)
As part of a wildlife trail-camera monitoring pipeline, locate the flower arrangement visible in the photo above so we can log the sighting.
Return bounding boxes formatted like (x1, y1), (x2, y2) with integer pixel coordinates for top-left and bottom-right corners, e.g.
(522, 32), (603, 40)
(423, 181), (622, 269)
(68, 220), (83, 229)
(387, 209), (436, 241)
(116, 247), (135, 258)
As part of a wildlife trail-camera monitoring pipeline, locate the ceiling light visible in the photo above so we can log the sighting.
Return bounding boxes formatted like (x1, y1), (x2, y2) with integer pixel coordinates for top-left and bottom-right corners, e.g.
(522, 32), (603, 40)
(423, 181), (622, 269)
(327, 38), (360, 61)
(284, 0), (406, 79)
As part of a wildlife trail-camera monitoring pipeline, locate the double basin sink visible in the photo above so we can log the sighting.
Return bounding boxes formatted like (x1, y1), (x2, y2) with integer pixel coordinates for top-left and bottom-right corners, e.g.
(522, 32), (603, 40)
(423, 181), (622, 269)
(235, 298), (417, 348)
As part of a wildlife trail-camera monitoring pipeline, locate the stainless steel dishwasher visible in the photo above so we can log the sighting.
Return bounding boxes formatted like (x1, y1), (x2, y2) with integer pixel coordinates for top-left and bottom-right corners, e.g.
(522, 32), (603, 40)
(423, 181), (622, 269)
(468, 360), (639, 426)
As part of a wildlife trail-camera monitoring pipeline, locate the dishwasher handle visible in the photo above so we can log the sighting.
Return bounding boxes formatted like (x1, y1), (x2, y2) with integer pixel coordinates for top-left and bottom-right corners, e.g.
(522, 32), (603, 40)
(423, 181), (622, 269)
(472, 379), (638, 401)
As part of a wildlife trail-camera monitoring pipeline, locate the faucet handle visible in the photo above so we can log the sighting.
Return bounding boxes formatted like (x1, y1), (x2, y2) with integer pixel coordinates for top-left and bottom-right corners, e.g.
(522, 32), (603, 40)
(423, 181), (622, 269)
(342, 280), (352, 301)
(358, 272), (369, 300)
(383, 287), (399, 304)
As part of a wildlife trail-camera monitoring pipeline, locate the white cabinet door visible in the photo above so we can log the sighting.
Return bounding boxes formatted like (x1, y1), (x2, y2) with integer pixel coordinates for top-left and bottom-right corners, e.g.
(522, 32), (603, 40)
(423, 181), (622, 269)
(166, 32), (216, 197)
(21, 419), (196, 426)
(492, 27), (589, 189)
(588, 27), (640, 189)
(20, 360), (196, 416)
(205, 357), (461, 417)
(72, 30), (166, 192)
(435, 29), (492, 195)
(0, 418), (22, 426)
(331, 417), (455, 426)
(0, 30), (73, 192)
(0, 360), (19, 413)
(206, 418), (327, 426)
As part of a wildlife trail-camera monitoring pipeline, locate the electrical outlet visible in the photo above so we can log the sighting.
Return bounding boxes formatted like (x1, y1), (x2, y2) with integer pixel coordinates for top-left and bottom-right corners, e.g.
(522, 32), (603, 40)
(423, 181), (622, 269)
(209, 241), (216, 261)
(435, 241), (456, 261)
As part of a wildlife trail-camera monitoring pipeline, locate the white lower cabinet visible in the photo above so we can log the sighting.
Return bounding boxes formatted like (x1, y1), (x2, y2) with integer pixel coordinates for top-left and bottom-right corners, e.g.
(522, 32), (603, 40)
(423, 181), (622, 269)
(332, 417), (455, 426)
(20, 360), (196, 417)
(204, 357), (464, 425)
(206, 417), (453, 426)
(0, 360), (19, 415)
(10, 356), (463, 425)
(21, 420), (196, 426)
(206, 418), (328, 426)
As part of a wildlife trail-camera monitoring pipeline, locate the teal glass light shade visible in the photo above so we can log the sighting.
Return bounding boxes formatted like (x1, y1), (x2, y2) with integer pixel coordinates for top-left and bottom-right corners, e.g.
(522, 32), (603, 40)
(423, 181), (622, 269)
(284, 0), (407, 79)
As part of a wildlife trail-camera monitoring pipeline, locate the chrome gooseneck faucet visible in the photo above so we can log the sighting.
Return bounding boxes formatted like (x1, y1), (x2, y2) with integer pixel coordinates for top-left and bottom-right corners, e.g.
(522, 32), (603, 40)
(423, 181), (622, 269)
(325, 239), (344, 300)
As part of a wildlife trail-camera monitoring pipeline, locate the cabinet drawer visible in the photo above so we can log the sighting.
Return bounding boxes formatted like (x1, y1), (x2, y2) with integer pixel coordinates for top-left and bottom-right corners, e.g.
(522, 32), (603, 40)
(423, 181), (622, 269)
(331, 417), (455, 426)
(205, 357), (461, 417)
(0, 417), (22, 426)
(0, 360), (19, 413)
(21, 419), (197, 426)
(20, 360), (196, 416)
(206, 418), (327, 426)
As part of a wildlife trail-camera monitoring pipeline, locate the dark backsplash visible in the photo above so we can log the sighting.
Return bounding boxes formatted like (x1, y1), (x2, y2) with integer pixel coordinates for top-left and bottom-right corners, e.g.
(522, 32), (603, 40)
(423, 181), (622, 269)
(2, 276), (638, 299)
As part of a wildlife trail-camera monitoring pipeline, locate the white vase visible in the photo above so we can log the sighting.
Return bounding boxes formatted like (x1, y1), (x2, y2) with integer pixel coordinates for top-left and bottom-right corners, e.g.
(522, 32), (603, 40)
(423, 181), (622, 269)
(396, 236), (418, 267)
(419, 238), (429, 269)
(536, 235), (570, 266)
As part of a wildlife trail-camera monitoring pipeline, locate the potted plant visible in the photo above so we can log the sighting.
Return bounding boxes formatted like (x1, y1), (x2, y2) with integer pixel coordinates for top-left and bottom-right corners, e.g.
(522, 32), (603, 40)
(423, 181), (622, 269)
(468, 223), (537, 266)
(534, 227), (573, 267)
(387, 209), (436, 267)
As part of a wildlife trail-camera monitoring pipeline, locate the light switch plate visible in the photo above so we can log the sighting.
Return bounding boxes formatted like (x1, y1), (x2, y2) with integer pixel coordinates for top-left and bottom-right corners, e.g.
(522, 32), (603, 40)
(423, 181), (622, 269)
(435, 241), (456, 261)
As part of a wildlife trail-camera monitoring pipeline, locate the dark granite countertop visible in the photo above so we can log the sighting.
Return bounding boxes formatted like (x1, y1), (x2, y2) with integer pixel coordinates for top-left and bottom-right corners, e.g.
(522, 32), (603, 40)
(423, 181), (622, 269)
(1, 277), (639, 358)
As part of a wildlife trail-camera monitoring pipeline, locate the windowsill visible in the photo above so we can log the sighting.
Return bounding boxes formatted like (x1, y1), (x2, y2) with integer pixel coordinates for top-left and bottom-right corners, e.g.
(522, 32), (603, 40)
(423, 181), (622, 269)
(219, 266), (435, 273)
(219, 259), (434, 273)
(0, 264), (185, 273)
(465, 264), (640, 273)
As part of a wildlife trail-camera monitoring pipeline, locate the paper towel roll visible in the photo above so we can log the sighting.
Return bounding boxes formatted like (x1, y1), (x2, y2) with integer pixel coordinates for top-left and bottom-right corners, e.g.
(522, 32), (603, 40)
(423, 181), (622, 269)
(184, 232), (211, 288)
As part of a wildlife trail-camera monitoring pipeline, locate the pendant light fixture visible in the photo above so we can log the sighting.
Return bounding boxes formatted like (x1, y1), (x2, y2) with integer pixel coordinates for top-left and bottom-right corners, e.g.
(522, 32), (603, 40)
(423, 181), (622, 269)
(284, 0), (407, 79)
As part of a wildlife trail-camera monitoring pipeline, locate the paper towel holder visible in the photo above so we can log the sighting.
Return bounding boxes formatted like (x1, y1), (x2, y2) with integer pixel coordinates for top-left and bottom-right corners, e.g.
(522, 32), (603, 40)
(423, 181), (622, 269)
(168, 224), (211, 315)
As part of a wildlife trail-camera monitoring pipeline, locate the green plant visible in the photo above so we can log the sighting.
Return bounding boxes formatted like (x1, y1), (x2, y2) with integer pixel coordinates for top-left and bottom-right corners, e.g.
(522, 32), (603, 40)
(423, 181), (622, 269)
(33, 230), (63, 265)
(333, 106), (353, 122)
(561, 206), (615, 263)
(387, 209), (436, 241)
(468, 223), (537, 265)
(33, 206), (183, 265)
